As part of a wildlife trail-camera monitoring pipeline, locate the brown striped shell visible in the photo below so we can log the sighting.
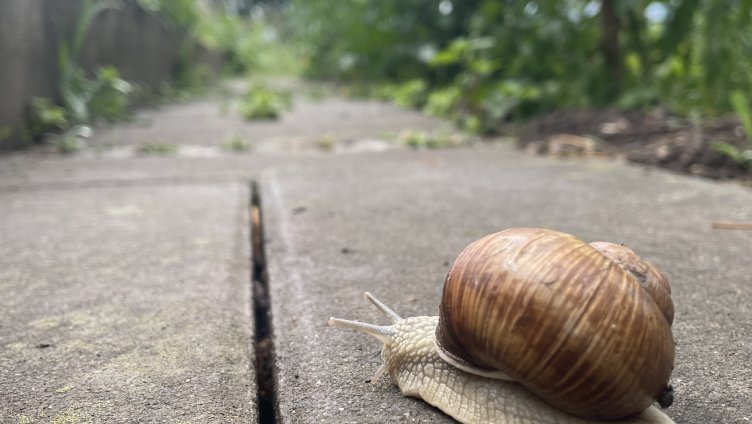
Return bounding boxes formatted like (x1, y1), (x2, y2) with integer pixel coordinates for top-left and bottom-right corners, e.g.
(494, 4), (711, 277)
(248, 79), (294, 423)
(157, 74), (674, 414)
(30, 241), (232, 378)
(435, 228), (675, 420)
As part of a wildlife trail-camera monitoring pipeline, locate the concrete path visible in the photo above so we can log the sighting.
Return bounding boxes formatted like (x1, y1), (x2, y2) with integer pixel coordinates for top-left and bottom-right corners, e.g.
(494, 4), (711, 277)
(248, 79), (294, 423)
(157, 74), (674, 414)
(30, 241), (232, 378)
(0, 179), (256, 423)
(1, 82), (751, 424)
(0, 84), (453, 424)
(261, 149), (751, 424)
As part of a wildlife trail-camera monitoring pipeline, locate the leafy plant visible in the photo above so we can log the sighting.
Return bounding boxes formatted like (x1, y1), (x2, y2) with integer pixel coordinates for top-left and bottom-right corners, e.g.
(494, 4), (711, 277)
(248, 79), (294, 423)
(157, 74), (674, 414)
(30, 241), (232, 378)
(58, 0), (129, 123)
(316, 134), (336, 151)
(85, 66), (134, 122)
(189, 5), (304, 77)
(292, 0), (752, 127)
(222, 134), (251, 152)
(137, 141), (178, 155)
(54, 126), (93, 154)
(424, 86), (461, 118)
(0, 126), (12, 143)
(26, 0), (133, 147)
(399, 130), (460, 150)
(238, 85), (291, 120)
(163, 39), (215, 100)
(712, 141), (752, 170)
(390, 80), (428, 109)
(137, 0), (200, 31)
(731, 91), (752, 138)
(27, 98), (69, 139)
(711, 91), (752, 170)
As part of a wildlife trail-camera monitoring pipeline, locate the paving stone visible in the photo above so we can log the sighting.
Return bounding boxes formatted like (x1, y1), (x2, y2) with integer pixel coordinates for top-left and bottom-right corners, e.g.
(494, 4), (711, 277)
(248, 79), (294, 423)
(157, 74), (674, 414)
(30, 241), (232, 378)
(0, 181), (256, 423)
(262, 146), (752, 424)
(2, 77), (750, 424)
(86, 94), (450, 153)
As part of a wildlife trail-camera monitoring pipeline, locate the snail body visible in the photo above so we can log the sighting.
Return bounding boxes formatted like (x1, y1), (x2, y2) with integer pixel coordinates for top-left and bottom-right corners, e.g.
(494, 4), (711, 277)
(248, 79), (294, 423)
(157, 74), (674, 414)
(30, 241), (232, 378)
(329, 228), (676, 424)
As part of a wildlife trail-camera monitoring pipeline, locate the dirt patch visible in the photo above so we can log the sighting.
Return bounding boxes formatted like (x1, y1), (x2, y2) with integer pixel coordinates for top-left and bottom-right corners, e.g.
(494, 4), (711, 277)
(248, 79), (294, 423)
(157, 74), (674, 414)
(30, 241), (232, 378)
(513, 108), (752, 186)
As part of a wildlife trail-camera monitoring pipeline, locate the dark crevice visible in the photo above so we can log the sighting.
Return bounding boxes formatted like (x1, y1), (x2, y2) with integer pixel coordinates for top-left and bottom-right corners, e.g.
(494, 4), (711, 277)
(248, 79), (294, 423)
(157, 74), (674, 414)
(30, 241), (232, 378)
(250, 180), (279, 424)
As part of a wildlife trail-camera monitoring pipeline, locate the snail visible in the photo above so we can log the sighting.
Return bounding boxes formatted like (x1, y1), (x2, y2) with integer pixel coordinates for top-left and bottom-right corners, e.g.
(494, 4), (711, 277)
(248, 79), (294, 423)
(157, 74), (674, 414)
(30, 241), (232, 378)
(329, 228), (676, 424)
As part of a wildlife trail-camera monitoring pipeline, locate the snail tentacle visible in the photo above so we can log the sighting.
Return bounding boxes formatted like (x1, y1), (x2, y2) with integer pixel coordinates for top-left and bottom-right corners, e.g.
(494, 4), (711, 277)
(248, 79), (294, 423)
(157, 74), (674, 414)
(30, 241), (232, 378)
(328, 317), (395, 345)
(327, 317), (393, 381)
(364, 291), (403, 323)
(329, 296), (399, 383)
(328, 293), (402, 344)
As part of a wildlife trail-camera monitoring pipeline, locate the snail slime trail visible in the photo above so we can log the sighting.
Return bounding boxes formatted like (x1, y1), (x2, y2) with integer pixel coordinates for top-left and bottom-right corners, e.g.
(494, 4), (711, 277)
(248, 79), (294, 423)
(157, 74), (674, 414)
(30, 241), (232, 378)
(250, 181), (279, 424)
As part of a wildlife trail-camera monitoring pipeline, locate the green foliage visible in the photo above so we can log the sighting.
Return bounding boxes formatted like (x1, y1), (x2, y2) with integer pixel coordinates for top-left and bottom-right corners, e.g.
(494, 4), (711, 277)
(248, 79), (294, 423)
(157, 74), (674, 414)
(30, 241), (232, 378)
(137, 141), (178, 155)
(167, 63), (214, 100)
(139, 0), (303, 77)
(711, 141), (752, 170)
(222, 134), (252, 152)
(58, 0), (133, 126)
(373, 80), (429, 109)
(424, 86), (461, 118)
(0, 126), (12, 143)
(712, 92), (752, 170)
(26, 0), (133, 148)
(391, 80), (428, 109)
(192, 6), (303, 77)
(399, 130), (461, 150)
(316, 134), (335, 151)
(28, 98), (68, 139)
(291, 0), (477, 81)
(83, 66), (134, 122)
(163, 39), (215, 100)
(137, 0), (200, 31)
(731, 91), (752, 138)
(292, 0), (752, 130)
(239, 84), (292, 120)
(54, 126), (93, 154)
(197, 12), (254, 74)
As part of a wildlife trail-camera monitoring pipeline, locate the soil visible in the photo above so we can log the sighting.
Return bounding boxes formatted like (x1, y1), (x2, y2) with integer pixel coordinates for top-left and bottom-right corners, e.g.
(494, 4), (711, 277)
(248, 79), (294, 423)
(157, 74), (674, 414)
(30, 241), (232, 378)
(512, 107), (752, 187)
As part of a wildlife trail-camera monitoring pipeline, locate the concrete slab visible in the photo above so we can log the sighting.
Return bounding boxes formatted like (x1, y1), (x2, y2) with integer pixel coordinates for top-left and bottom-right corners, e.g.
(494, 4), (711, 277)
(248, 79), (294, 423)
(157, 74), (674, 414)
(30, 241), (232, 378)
(0, 181), (256, 423)
(261, 146), (751, 423)
(86, 94), (451, 154)
(0, 153), (278, 190)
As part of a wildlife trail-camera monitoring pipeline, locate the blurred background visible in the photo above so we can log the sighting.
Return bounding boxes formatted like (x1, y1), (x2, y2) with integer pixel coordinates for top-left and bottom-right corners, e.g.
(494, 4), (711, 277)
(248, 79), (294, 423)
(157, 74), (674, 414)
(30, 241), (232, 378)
(1, 0), (751, 181)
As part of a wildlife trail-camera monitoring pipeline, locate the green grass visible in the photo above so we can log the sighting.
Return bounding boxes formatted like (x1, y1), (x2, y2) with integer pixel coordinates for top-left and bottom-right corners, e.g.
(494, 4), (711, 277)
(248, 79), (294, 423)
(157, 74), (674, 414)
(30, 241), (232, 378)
(238, 85), (292, 120)
(137, 141), (178, 155)
(222, 134), (251, 152)
(399, 130), (462, 150)
(711, 92), (752, 171)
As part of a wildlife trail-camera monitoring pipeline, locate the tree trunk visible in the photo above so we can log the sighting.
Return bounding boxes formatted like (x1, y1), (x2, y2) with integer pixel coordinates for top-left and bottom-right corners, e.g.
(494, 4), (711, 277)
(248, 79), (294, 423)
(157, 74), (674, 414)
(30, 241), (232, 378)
(600, 0), (623, 100)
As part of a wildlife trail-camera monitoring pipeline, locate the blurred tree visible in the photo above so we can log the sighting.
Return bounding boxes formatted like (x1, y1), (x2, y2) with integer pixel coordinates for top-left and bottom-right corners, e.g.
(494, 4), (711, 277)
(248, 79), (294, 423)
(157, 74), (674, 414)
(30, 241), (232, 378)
(291, 0), (752, 122)
(599, 0), (622, 99)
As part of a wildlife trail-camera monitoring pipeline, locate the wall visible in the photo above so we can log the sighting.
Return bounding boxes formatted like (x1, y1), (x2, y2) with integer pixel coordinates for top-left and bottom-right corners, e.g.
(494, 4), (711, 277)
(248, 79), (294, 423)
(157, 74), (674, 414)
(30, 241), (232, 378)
(0, 0), (217, 149)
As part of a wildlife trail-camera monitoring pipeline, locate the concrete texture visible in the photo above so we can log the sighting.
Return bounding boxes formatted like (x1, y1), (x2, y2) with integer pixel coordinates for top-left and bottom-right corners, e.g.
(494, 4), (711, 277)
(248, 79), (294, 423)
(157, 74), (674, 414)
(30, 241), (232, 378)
(85, 93), (453, 154)
(2, 77), (751, 424)
(0, 86), (452, 423)
(0, 181), (256, 423)
(261, 148), (752, 423)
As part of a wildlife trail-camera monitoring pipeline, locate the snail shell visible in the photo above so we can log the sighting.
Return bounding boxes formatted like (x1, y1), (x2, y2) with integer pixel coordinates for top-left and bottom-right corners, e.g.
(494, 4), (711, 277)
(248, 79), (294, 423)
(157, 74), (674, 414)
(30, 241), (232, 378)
(435, 228), (675, 420)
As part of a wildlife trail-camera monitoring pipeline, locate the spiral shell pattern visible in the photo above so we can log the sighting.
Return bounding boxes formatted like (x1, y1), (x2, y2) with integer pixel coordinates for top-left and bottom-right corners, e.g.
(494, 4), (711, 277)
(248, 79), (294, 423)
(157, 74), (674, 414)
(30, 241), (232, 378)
(435, 228), (675, 420)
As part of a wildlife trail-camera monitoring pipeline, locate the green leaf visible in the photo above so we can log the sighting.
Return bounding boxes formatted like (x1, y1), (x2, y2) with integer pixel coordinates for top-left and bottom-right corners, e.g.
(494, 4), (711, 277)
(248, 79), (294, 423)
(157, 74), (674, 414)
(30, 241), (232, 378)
(711, 140), (742, 161)
(469, 59), (500, 76)
(730, 91), (752, 140)
(72, 0), (119, 59)
(660, 0), (700, 59)
(468, 37), (495, 51)
(430, 49), (462, 67)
